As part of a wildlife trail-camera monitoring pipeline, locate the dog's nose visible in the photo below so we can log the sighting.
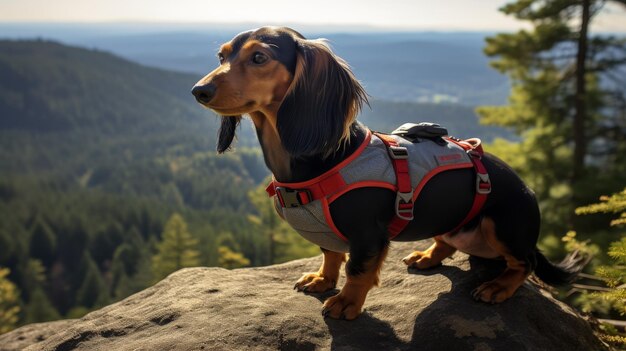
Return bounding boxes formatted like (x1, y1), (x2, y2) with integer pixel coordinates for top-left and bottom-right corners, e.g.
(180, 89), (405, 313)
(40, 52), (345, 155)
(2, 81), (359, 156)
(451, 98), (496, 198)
(191, 83), (216, 104)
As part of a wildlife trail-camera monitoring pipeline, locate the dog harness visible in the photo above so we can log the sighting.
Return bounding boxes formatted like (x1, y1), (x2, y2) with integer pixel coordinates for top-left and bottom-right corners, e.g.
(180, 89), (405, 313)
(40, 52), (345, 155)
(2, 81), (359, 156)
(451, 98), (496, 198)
(266, 128), (491, 253)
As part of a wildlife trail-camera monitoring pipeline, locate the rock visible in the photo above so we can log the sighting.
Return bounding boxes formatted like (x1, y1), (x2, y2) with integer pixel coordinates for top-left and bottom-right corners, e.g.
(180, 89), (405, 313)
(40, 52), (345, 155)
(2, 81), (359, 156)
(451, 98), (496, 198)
(0, 241), (608, 351)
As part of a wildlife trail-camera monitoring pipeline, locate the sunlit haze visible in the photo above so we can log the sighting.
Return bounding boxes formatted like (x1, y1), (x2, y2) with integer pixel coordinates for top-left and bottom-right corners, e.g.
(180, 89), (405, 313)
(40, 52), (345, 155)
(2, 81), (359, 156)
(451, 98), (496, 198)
(2, 0), (626, 32)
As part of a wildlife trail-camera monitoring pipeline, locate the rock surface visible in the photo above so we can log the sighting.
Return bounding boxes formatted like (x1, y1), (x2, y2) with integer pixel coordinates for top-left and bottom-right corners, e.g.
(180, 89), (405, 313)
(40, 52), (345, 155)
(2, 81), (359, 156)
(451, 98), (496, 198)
(0, 241), (608, 351)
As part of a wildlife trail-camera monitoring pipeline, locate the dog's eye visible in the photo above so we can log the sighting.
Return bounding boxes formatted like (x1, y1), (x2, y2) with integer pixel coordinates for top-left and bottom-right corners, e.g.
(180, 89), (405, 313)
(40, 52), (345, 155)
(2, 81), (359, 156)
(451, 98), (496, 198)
(251, 52), (268, 65)
(217, 53), (225, 64)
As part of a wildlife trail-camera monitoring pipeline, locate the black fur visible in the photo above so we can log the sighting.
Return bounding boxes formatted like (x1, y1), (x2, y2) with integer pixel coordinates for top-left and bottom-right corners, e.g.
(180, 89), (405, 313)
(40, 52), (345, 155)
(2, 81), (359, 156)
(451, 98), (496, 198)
(217, 116), (241, 153)
(230, 27), (303, 74)
(288, 123), (367, 182)
(534, 250), (583, 285)
(276, 40), (367, 158)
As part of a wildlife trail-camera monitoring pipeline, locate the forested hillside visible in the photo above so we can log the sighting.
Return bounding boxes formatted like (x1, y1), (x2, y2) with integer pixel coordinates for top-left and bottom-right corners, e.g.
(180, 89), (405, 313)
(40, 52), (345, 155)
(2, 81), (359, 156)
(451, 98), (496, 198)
(0, 40), (274, 324)
(0, 24), (510, 105)
(0, 40), (511, 328)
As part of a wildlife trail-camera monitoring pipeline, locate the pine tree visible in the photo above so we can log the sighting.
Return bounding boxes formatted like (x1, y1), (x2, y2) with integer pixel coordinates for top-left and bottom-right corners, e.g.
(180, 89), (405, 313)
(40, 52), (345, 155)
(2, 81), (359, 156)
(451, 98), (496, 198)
(29, 218), (57, 267)
(75, 253), (109, 309)
(477, 0), (626, 234)
(0, 230), (15, 263)
(90, 221), (124, 267)
(110, 228), (152, 299)
(217, 246), (250, 269)
(23, 288), (61, 324)
(151, 213), (200, 281)
(0, 268), (20, 334)
(213, 232), (250, 269)
(575, 188), (626, 347)
(18, 259), (46, 302)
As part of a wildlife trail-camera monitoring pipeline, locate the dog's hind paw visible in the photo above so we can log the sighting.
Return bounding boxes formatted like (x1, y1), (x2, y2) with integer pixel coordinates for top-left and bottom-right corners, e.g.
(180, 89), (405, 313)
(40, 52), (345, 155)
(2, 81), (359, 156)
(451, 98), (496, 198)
(294, 273), (336, 293)
(402, 251), (441, 269)
(471, 281), (516, 304)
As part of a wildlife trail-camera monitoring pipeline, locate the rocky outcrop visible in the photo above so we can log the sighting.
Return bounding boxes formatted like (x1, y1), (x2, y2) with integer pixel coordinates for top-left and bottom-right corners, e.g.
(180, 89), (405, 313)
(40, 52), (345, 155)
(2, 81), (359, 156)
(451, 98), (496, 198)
(0, 241), (607, 351)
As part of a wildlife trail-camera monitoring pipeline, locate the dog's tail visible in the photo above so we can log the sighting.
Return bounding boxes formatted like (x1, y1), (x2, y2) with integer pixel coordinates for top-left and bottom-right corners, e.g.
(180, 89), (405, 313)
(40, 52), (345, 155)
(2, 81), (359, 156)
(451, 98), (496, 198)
(532, 249), (586, 286)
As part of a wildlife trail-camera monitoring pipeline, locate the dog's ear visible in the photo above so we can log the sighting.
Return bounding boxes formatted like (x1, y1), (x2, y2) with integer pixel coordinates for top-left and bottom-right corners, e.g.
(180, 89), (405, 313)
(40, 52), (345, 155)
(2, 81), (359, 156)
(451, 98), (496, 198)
(277, 40), (368, 158)
(217, 116), (241, 153)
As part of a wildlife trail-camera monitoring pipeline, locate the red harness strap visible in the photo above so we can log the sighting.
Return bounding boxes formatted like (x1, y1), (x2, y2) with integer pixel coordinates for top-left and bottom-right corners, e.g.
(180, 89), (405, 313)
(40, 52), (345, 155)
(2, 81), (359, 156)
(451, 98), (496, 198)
(266, 130), (373, 208)
(442, 137), (491, 234)
(373, 133), (415, 238)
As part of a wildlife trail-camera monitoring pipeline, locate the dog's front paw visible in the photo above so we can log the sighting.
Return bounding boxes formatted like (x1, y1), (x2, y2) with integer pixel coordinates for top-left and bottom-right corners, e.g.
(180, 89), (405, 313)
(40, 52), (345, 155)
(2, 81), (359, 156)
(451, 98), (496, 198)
(471, 280), (516, 304)
(294, 273), (336, 293)
(322, 292), (363, 320)
(402, 251), (440, 269)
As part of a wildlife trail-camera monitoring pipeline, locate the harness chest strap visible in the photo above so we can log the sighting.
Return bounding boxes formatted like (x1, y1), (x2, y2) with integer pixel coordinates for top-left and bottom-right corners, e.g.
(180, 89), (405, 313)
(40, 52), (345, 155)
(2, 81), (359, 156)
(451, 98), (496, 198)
(266, 130), (374, 208)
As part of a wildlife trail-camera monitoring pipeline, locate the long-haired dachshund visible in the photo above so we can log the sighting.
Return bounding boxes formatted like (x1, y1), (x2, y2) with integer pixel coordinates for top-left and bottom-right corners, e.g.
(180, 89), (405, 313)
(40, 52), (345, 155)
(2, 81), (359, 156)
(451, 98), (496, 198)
(191, 27), (577, 320)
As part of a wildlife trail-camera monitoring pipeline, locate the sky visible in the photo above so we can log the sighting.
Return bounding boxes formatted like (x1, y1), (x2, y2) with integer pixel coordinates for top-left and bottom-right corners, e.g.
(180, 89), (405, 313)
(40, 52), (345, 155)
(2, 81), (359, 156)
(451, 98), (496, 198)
(1, 0), (625, 32)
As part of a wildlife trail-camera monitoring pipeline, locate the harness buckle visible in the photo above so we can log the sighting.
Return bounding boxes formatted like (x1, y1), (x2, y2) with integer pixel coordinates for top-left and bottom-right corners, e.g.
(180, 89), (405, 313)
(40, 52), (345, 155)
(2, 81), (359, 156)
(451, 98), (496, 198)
(395, 190), (414, 221)
(388, 146), (409, 160)
(476, 173), (491, 195)
(275, 187), (311, 208)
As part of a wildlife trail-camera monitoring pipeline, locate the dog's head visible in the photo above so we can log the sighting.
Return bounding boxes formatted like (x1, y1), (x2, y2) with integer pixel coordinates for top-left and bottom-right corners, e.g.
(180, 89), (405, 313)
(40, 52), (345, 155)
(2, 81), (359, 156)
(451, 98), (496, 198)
(192, 26), (367, 157)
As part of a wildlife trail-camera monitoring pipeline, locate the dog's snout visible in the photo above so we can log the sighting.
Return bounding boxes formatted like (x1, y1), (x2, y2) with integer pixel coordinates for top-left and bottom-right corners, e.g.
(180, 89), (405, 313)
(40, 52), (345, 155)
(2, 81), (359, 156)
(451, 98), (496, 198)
(191, 83), (217, 104)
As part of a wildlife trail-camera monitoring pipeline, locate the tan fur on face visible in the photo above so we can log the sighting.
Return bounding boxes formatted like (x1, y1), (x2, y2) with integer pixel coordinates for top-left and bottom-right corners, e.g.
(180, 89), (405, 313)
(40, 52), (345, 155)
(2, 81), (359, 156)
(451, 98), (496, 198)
(194, 40), (293, 117)
(195, 29), (367, 178)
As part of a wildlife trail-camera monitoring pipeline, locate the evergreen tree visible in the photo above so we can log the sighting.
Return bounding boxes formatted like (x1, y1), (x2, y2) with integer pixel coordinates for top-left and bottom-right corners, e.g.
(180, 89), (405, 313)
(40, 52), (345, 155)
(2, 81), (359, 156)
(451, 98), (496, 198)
(477, 0), (626, 235)
(576, 188), (626, 312)
(215, 233), (250, 269)
(17, 259), (45, 302)
(90, 222), (124, 267)
(0, 230), (15, 263)
(217, 246), (250, 269)
(29, 218), (57, 267)
(110, 228), (151, 299)
(23, 288), (61, 324)
(574, 188), (626, 347)
(75, 253), (109, 309)
(0, 267), (20, 334)
(56, 219), (88, 268)
(151, 213), (200, 281)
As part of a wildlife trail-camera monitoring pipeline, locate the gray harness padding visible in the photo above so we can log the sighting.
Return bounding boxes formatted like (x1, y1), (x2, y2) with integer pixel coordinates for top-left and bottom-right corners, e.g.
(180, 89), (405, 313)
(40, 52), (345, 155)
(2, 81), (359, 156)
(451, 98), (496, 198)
(277, 134), (473, 253)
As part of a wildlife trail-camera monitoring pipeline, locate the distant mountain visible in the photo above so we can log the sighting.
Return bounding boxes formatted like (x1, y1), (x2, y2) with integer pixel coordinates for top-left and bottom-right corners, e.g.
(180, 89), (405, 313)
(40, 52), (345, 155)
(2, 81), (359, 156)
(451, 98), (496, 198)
(0, 39), (203, 134)
(85, 31), (509, 105)
(0, 24), (510, 105)
(0, 39), (513, 177)
(0, 40), (266, 203)
(331, 36), (509, 105)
